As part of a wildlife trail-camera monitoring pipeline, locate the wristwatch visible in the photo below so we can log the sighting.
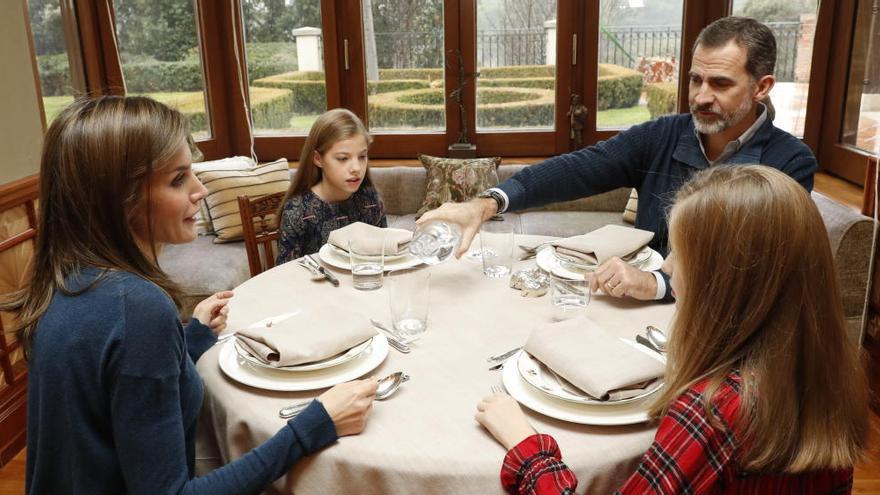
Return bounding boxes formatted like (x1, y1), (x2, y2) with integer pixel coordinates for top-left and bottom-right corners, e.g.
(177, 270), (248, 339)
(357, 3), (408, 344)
(477, 189), (505, 213)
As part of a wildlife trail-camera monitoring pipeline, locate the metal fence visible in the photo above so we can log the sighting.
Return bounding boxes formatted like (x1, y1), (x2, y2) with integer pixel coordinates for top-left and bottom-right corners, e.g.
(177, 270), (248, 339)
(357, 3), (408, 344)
(373, 21), (803, 82)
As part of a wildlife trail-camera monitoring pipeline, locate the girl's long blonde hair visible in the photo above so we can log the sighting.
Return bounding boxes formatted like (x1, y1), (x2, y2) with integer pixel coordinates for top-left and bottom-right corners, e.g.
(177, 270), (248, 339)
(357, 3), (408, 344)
(276, 108), (373, 220)
(651, 165), (869, 473)
(2, 96), (190, 358)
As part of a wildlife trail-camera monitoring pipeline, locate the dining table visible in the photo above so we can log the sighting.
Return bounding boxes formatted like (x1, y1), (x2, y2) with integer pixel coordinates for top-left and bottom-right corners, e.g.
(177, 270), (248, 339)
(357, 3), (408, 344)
(194, 235), (676, 494)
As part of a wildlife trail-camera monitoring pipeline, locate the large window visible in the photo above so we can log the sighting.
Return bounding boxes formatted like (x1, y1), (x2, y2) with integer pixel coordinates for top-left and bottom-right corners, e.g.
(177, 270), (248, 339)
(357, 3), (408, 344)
(731, 0), (820, 138)
(596, 0), (683, 130)
(364, 0), (446, 132)
(241, 0), (326, 135)
(476, 0), (557, 131)
(841, 0), (879, 155)
(114, 0), (212, 138)
(27, 0), (79, 124)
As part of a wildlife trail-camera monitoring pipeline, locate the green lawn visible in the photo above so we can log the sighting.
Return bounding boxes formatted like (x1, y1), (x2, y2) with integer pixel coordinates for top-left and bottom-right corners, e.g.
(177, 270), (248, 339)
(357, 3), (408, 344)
(596, 105), (651, 128)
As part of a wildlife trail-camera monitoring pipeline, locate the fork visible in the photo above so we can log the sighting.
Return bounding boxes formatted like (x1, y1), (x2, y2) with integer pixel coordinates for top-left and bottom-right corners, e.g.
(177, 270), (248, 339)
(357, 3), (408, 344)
(490, 384), (504, 395)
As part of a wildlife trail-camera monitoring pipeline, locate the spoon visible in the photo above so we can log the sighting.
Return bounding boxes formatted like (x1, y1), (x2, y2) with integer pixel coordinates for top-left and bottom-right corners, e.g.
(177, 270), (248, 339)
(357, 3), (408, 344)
(278, 371), (410, 419)
(646, 325), (668, 352)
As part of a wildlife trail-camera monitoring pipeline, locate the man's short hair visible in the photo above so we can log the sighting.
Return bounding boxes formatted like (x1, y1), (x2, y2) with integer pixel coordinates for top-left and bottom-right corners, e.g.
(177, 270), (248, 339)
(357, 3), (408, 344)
(694, 17), (777, 80)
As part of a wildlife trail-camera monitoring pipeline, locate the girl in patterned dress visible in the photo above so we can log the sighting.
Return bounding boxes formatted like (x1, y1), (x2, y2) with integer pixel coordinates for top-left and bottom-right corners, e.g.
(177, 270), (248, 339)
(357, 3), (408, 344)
(275, 108), (386, 264)
(474, 165), (869, 494)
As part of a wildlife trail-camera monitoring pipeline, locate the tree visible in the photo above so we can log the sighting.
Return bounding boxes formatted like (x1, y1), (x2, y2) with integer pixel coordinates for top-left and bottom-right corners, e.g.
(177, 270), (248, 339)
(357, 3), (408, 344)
(738, 0), (818, 22)
(113, 0), (198, 61)
(27, 0), (66, 56)
(241, 0), (320, 42)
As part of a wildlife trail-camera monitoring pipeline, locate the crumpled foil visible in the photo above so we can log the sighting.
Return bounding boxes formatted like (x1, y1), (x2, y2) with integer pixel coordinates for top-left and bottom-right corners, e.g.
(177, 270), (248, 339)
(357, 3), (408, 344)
(509, 268), (550, 297)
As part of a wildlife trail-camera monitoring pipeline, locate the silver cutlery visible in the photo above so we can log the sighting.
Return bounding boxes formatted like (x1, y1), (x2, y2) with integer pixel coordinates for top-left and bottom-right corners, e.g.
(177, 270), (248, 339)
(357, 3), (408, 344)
(487, 347), (522, 363)
(369, 319), (411, 353)
(215, 332), (238, 345)
(646, 325), (668, 352)
(635, 334), (663, 354)
(490, 384), (504, 394)
(296, 259), (325, 281)
(305, 254), (339, 287)
(278, 371), (410, 419)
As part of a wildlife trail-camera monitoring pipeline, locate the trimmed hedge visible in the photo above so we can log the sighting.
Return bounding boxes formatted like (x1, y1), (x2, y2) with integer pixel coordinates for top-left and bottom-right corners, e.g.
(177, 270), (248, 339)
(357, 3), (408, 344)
(378, 68), (443, 80)
(480, 77), (554, 90)
(597, 64), (643, 111)
(123, 60), (205, 93)
(368, 87), (554, 128)
(139, 87), (294, 133)
(480, 65), (556, 78)
(252, 74), (326, 114)
(646, 82), (677, 119)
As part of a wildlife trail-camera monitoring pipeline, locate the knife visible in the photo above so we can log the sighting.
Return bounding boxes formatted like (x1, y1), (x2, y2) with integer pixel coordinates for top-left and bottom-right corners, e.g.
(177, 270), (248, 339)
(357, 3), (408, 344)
(369, 319), (411, 353)
(635, 334), (662, 354)
(306, 255), (339, 286)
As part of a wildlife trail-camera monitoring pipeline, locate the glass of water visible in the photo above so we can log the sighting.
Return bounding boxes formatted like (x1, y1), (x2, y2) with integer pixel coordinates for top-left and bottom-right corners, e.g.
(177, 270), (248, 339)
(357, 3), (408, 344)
(349, 240), (384, 290)
(550, 274), (590, 321)
(480, 219), (514, 278)
(388, 268), (430, 342)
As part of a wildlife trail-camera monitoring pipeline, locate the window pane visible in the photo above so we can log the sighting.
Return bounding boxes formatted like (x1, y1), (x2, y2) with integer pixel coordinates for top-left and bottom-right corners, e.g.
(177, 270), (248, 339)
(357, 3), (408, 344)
(114, 0), (211, 139)
(841, 0), (879, 154)
(476, 0), (556, 131)
(364, 0), (445, 132)
(597, 0), (683, 130)
(731, 0), (820, 138)
(242, 0), (324, 135)
(27, 0), (76, 124)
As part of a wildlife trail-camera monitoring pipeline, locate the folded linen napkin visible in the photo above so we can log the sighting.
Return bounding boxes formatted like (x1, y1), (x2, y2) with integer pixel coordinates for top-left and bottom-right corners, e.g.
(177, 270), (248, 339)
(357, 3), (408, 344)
(235, 307), (376, 367)
(549, 225), (654, 266)
(327, 222), (413, 256)
(523, 316), (665, 401)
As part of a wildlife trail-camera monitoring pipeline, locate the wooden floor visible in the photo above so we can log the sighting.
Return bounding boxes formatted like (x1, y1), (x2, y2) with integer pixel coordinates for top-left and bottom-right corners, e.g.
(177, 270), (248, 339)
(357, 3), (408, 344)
(0, 410), (877, 493)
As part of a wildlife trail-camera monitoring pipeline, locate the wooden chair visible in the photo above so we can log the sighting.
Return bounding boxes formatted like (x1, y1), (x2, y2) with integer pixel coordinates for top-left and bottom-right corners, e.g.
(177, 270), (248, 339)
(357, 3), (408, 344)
(237, 192), (286, 277)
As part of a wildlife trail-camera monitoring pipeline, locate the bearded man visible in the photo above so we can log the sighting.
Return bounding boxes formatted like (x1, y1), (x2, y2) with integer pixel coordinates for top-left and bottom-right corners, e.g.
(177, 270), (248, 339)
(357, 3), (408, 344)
(419, 16), (816, 301)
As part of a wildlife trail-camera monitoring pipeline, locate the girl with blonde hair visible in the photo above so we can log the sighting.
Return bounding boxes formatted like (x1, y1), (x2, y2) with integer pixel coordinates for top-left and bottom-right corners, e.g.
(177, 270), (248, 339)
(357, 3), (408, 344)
(475, 165), (869, 493)
(5, 96), (377, 494)
(275, 108), (386, 263)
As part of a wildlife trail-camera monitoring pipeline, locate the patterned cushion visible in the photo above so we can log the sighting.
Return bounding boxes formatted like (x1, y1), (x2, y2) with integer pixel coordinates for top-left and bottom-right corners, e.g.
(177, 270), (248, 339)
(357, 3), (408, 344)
(192, 156), (257, 234)
(415, 154), (501, 218)
(622, 188), (638, 224)
(196, 158), (289, 243)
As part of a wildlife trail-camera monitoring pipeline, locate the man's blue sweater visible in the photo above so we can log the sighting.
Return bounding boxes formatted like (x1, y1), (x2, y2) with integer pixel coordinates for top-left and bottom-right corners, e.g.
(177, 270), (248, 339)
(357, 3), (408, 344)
(498, 113), (817, 256)
(26, 268), (337, 494)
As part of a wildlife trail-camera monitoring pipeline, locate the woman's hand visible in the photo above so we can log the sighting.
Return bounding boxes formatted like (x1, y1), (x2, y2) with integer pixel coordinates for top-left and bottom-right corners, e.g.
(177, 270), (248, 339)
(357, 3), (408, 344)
(192, 290), (234, 335)
(475, 392), (537, 450)
(318, 378), (379, 436)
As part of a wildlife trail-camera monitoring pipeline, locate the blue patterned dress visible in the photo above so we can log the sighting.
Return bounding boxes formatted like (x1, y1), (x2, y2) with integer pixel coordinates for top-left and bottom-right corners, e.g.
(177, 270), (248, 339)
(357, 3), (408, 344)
(276, 186), (387, 264)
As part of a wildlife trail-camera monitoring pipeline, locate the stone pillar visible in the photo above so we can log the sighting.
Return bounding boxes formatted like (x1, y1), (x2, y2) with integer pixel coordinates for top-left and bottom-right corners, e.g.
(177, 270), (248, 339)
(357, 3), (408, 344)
(795, 13), (816, 83)
(292, 26), (323, 72)
(544, 20), (556, 66)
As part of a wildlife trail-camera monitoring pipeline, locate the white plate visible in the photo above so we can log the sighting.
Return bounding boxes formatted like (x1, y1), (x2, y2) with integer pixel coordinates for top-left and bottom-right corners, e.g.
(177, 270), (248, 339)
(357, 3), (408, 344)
(218, 335), (389, 391)
(327, 243), (409, 263)
(234, 337), (373, 372)
(554, 246), (652, 272)
(502, 350), (658, 425)
(318, 243), (423, 272)
(516, 339), (664, 406)
(536, 246), (663, 280)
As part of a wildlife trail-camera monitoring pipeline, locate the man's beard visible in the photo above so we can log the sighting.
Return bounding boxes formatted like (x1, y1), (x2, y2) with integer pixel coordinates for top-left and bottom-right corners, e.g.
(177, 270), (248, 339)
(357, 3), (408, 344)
(691, 95), (753, 135)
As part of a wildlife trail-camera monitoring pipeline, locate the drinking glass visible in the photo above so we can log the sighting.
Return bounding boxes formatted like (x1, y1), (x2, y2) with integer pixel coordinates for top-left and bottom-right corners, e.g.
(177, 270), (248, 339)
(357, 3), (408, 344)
(349, 240), (384, 290)
(480, 220), (514, 278)
(388, 268), (430, 342)
(550, 274), (590, 320)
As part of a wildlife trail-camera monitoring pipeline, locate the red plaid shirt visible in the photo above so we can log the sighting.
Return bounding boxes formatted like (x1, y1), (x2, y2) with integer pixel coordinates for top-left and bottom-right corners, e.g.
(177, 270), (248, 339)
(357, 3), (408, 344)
(501, 373), (853, 494)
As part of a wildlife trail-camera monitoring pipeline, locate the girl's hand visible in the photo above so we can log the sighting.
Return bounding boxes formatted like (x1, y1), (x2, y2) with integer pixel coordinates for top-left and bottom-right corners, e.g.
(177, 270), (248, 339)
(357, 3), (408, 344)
(192, 290), (234, 335)
(475, 392), (537, 450)
(317, 378), (379, 436)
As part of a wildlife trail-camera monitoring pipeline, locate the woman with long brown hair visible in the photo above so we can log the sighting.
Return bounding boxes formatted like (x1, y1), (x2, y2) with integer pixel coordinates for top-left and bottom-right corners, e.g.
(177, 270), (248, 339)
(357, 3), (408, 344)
(4, 96), (377, 494)
(475, 165), (869, 493)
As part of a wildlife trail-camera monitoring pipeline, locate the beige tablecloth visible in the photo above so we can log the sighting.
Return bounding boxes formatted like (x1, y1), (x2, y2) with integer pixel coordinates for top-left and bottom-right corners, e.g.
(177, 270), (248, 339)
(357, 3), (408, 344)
(195, 235), (675, 495)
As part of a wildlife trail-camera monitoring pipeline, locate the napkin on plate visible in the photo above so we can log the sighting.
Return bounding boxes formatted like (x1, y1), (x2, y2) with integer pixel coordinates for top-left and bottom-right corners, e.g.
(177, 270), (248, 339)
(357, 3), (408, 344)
(523, 316), (665, 401)
(549, 225), (654, 266)
(327, 222), (413, 256)
(235, 307), (376, 367)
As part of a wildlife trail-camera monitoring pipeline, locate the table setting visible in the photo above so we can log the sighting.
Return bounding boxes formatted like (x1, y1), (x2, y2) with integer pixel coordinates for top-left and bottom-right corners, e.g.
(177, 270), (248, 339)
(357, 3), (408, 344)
(195, 222), (676, 494)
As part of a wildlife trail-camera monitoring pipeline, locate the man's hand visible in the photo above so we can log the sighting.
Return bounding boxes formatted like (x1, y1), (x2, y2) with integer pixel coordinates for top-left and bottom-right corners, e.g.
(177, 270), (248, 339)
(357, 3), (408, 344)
(416, 198), (498, 258)
(588, 257), (657, 300)
(192, 290), (234, 335)
(475, 392), (536, 450)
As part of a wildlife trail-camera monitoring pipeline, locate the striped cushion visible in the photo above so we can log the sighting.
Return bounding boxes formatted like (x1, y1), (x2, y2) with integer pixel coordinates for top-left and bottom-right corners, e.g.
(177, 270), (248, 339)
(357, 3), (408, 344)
(196, 159), (290, 243)
(192, 156), (258, 234)
(622, 188), (638, 224)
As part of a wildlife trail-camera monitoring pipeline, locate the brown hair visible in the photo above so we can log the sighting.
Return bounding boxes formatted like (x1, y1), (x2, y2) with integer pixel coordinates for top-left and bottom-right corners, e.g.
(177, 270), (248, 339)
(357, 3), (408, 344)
(695, 16), (777, 79)
(276, 108), (373, 219)
(1, 96), (190, 358)
(651, 165), (869, 473)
